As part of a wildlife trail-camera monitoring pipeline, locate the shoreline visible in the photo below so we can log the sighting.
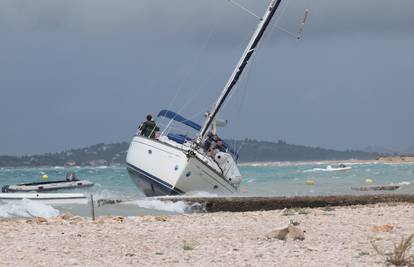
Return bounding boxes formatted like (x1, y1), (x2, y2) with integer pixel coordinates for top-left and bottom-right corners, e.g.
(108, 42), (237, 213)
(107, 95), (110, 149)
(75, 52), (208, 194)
(1, 157), (414, 169)
(240, 158), (414, 167)
(1, 203), (413, 266)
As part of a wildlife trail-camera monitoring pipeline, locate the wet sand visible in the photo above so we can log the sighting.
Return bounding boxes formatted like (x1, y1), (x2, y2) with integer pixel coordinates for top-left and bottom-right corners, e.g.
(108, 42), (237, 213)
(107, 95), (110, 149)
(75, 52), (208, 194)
(1, 203), (414, 266)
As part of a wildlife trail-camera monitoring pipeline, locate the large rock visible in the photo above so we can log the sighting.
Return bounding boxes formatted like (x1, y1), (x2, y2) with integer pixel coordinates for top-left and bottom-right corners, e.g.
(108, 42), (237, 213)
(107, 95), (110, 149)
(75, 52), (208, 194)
(61, 212), (75, 221)
(266, 226), (289, 240)
(266, 225), (305, 241)
(34, 217), (48, 224)
(288, 225), (305, 240)
(371, 224), (394, 232)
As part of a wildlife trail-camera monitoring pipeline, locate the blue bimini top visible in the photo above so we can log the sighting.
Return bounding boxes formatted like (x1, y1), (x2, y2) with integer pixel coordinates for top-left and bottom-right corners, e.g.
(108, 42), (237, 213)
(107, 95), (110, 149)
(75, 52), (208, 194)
(157, 110), (201, 131)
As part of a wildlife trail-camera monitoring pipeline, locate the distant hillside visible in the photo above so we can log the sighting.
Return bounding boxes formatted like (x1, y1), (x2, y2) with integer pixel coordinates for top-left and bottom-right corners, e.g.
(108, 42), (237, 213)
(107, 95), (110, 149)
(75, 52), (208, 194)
(361, 145), (396, 155)
(234, 139), (377, 162)
(0, 140), (378, 167)
(402, 144), (414, 155)
(0, 143), (129, 168)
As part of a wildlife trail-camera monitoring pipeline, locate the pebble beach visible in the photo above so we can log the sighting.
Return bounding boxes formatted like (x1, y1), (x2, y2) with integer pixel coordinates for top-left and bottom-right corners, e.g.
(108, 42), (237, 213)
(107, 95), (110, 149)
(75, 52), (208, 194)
(1, 203), (414, 266)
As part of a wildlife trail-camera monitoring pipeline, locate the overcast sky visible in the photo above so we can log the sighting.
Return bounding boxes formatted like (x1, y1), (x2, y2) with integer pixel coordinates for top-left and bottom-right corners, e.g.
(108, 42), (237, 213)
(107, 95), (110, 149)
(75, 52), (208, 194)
(1, 0), (413, 155)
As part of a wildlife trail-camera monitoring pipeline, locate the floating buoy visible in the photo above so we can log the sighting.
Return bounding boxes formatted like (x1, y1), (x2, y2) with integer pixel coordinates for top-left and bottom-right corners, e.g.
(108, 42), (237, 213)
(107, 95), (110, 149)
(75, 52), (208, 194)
(365, 178), (374, 184)
(42, 174), (49, 180)
(306, 180), (316, 185)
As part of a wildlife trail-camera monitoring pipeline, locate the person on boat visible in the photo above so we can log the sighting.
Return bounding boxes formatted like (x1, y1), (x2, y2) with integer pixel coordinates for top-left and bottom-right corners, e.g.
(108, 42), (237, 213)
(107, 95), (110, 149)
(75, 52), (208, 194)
(203, 132), (214, 151)
(66, 172), (78, 182)
(339, 164), (347, 168)
(139, 114), (160, 139)
(208, 135), (225, 158)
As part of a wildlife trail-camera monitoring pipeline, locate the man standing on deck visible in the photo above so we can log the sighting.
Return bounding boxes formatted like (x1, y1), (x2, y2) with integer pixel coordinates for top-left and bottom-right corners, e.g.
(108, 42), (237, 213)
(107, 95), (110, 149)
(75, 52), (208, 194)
(139, 114), (159, 139)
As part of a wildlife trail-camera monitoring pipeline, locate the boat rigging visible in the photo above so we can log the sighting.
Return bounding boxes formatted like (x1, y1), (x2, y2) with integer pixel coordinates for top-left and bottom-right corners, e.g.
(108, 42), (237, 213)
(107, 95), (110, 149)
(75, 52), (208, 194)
(126, 0), (309, 196)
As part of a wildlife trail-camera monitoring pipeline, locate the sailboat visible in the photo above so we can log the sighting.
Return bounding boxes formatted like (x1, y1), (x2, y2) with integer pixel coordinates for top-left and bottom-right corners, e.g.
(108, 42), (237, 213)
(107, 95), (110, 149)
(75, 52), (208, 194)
(127, 0), (283, 196)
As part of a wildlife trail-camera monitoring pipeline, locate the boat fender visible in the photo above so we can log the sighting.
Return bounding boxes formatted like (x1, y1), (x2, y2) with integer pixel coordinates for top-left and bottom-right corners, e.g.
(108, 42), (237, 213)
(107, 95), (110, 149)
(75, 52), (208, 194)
(1, 185), (10, 193)
(306, 180), (315, 185)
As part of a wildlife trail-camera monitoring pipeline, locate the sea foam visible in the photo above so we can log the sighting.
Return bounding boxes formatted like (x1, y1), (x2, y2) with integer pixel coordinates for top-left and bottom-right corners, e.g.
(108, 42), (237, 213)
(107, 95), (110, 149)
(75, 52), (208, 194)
(130, 199), (189, 213)
(0, 199), (60, 218)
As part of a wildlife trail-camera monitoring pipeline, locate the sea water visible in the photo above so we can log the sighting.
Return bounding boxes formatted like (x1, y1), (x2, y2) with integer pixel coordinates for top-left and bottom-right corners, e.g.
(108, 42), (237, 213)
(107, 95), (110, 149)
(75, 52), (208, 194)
(0, 162), (413, 218)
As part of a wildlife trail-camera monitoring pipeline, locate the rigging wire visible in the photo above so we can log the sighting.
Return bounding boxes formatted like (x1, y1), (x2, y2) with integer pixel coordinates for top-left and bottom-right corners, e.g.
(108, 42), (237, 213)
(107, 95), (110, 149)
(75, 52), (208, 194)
(227, 0), (261, 19)
(163, 0), (293, 144)
(170, 1), (260, 131)
(161, 5), (223, 135)
(224, 0), (292, 154)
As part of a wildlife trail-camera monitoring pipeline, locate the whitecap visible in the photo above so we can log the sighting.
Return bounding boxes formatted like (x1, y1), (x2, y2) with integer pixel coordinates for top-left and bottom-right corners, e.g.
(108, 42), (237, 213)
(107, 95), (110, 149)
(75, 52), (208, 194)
(395, 181), (411, 186)
(303, 165), (352, 173)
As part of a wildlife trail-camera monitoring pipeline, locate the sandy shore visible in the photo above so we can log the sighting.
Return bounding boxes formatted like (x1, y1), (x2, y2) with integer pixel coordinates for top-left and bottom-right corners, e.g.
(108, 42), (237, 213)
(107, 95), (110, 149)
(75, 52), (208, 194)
(376, 156), (414, 163)
(1, 203), (414, 267)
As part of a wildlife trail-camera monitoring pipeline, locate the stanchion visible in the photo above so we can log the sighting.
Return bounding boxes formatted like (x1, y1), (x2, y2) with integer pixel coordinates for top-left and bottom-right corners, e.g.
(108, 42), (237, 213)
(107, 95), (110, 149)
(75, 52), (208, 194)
(90, 195), (95, 221)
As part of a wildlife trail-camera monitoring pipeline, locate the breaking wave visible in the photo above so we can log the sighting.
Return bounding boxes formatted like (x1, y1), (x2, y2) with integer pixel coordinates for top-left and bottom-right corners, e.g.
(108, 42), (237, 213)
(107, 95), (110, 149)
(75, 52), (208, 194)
(303, 165), (352, 173)
(129, 199), (204, 214)
(0, 199), (60, 218)
(394, 181), (411, 186)
(240, 161), (314, 167)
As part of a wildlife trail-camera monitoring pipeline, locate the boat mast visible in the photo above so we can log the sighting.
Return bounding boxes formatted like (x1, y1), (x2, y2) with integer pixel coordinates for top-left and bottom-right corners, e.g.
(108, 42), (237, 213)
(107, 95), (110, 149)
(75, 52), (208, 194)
(196, 0), (283, 144)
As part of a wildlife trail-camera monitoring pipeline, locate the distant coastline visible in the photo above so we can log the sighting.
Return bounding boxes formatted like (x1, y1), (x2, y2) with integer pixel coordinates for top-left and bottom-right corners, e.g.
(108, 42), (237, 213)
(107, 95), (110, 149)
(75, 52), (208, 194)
(376, 155), (414, 163)
(0, 139), (382, 168)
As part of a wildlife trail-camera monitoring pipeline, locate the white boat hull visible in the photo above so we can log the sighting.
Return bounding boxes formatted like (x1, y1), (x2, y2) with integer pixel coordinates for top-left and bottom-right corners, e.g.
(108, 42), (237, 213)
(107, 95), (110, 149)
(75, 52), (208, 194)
(126, 136), (237, 196)
(0, 193), (89, 205)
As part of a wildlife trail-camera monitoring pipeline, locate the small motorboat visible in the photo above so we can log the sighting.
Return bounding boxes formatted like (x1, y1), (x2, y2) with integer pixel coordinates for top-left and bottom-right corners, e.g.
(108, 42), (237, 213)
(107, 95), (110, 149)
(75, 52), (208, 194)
(328, 164), (352, 172)
(1, 173), (94, 193)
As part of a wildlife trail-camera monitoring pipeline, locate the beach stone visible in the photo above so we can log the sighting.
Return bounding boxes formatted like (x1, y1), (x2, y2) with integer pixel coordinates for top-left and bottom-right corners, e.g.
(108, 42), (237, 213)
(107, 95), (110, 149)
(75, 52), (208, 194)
(68, 216), (84, 224)
(35, 217), (48, 224)
(61, 212), (75, 221)
(266, 226), (289, 240)
(371, 224), (394, 232)
(155, 216), (168, 222)
(112, 216), (125, 223)
(287, 225), (305, 240)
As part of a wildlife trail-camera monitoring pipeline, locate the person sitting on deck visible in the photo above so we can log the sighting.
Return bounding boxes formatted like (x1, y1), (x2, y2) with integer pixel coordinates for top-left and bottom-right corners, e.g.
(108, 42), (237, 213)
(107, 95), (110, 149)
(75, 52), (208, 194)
(207, 135), (225, 158)
(203, 132), (214, 152)
(139, 114), (160, 139)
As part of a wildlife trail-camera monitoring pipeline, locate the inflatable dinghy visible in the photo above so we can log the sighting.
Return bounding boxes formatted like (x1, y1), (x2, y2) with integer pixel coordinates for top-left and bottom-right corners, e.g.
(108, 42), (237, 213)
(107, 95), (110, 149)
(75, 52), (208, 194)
(2, 180), (94, 193)
(1, 173), (94, 193)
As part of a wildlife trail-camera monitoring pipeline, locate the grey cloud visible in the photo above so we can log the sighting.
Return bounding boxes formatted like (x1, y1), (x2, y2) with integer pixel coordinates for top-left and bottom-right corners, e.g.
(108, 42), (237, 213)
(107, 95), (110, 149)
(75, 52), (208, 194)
(0, 0), (413, 35)
(0, 0), (413, 155)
